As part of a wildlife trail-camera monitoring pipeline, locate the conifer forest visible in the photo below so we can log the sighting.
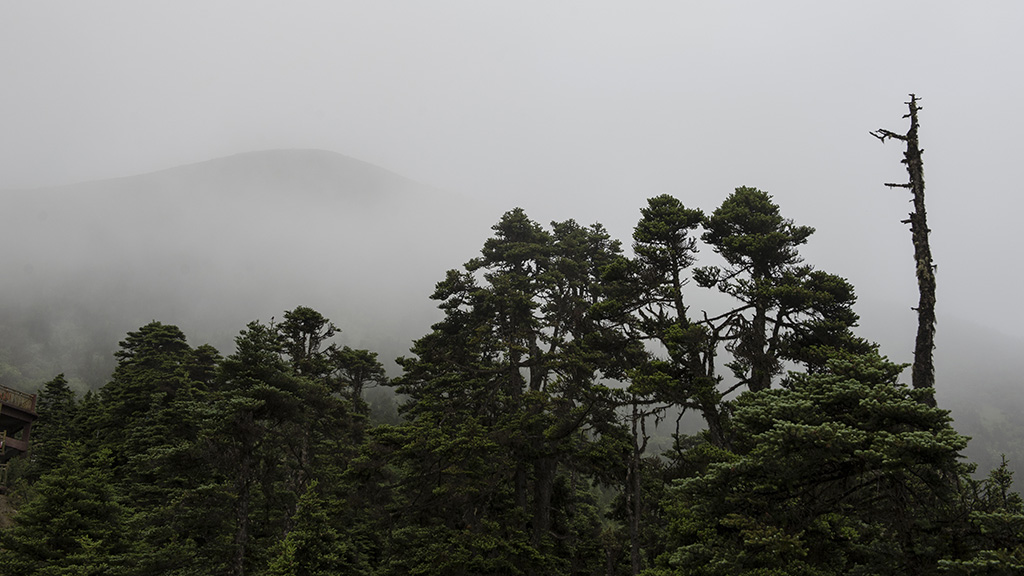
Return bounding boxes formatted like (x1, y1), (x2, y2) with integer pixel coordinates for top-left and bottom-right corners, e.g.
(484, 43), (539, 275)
(6, 2), (1024, 573)
(3, 148), (1023, 574)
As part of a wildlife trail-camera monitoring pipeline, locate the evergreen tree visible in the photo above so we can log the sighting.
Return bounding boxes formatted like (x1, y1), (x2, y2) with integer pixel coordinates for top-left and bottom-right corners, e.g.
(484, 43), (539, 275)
(331, 346), (388, 414)
(623, 194), (727, 446)
(0, 444), (131, 576)
(91, 322), (224, 574)
(389, 209), (634, 574)
(207, 308), (364, 576)
(101, 322), (195, 426)
(210, 320), (304, 576)
(276, 307), (337, 379)
(27, 373), (78, 478)
(263, 482), (365, 576)
(652, 352), (971, 575)
(695, 187), (869, 392)
(939, 457), (1024, 574)
(620, 190), (872, 454)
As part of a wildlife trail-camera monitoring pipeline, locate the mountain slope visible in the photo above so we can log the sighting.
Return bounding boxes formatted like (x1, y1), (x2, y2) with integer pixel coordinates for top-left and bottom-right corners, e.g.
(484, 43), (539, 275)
(0, 149), (495, 388)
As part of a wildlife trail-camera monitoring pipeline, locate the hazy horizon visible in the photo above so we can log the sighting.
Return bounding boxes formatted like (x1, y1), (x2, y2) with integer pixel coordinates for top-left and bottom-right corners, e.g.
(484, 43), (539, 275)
(5, 3), (1023, 346)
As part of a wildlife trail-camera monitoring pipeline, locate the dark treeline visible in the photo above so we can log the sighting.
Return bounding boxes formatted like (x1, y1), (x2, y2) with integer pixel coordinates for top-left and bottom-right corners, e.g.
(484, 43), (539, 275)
(2, 189), (1022, 575)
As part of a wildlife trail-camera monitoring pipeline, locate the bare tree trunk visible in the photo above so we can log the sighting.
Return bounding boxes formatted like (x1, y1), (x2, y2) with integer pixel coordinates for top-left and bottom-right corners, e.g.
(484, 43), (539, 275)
(701, 397), (729, 449)
(872, 94), (937, 407)
(532, 456), (557, 547)
(749, 297), (772, 392)
(231, 452), (253, 576)
(627, 397), (649, 575)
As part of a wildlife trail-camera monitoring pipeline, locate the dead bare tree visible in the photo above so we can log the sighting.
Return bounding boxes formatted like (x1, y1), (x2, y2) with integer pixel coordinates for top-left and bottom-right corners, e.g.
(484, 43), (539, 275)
(871, 94), (937, 407)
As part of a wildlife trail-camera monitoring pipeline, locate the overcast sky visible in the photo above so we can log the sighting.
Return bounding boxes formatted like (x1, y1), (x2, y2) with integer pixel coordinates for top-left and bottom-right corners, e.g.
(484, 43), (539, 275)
(2, 2), (1023, 343)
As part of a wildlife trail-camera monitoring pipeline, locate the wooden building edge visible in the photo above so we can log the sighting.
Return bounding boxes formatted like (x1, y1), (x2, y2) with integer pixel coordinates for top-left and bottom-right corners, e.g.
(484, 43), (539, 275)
(0, 385), (38, 487)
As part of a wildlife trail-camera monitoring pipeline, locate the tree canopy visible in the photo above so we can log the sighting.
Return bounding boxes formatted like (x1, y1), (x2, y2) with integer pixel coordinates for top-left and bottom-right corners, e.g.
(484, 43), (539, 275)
(0, 191), (1019, 576)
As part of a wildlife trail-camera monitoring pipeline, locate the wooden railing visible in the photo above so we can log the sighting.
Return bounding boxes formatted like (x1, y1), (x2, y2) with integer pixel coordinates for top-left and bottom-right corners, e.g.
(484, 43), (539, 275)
(0, 385), (36, 413)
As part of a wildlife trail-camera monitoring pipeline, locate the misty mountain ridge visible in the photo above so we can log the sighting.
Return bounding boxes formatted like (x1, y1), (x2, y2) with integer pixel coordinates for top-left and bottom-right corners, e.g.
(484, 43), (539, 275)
(0, 149), (496, 387)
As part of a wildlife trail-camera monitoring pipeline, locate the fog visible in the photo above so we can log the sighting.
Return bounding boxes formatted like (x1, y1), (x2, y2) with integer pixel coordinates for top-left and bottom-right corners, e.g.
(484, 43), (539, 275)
(2, 3), (1023, 472)
(0, 151), (497, 380)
